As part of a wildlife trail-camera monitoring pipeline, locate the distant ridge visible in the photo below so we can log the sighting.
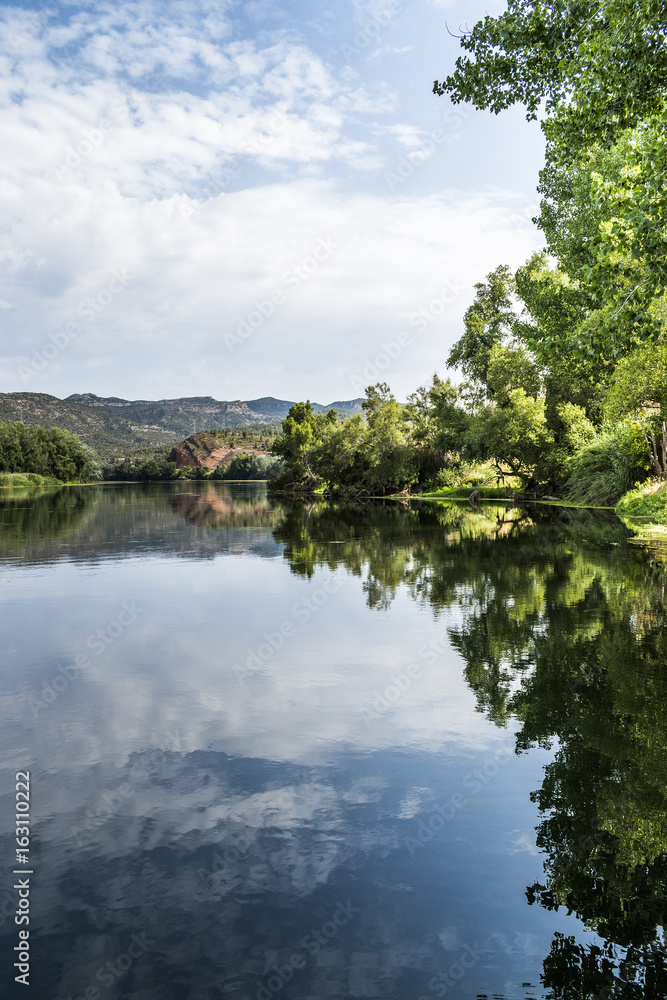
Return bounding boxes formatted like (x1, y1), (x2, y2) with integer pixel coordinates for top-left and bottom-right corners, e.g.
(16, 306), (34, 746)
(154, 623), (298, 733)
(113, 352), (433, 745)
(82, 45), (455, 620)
(0, 392), (364, 460)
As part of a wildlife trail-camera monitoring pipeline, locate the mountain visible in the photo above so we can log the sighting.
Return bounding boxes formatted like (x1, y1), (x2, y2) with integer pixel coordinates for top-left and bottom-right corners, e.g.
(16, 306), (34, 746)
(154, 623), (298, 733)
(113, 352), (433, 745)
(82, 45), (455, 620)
(65, 393), (363, 432)
(0, 392), (364, 460)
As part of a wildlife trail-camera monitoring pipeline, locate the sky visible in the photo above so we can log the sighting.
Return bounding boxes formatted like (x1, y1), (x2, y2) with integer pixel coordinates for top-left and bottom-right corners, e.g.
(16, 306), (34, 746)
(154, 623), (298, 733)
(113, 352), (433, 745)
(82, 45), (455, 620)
(0, 0), (546, 404)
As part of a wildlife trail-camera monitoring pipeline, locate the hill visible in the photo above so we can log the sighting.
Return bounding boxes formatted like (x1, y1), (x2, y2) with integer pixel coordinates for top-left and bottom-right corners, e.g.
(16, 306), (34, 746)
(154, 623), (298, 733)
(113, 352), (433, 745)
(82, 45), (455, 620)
(167, 428), (277, 469)
(0, 392), (364, 461)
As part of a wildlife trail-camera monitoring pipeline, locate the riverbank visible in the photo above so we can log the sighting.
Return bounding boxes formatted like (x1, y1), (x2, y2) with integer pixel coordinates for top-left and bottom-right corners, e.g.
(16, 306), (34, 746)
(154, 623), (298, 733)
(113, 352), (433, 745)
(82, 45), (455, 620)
(614, 480), (667, 544)
(420, 481), (667, 547)
(418, 485), (615, 509)
(0, 473), (63, 488)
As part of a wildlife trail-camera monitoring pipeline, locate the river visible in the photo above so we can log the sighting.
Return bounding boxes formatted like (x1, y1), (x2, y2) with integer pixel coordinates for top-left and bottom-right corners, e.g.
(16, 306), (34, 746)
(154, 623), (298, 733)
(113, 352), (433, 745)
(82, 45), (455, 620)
(1, 483), (665, 999)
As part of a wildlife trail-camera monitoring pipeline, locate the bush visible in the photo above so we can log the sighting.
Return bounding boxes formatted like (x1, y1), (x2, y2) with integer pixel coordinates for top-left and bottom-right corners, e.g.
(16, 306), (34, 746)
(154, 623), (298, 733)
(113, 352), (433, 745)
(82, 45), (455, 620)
(563, 421), (650, 505)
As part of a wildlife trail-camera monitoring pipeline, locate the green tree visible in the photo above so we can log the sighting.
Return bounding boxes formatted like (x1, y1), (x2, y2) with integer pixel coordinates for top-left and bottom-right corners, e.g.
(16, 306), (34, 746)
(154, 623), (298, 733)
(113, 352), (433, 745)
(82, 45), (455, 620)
(485, 342), (542, 405)
(434, 1), (667, 156)
(604, 341), (667, 477)
(0, 422), (99, 481)
(272, 401), (320, 487)
(359, 384), (417, 494)
(405, 375), (470, 486)
(525, 121), (667, 373)
(447, 265), (517, 399)
(436, 4), (667, 387)
(468, 388), (555, 486)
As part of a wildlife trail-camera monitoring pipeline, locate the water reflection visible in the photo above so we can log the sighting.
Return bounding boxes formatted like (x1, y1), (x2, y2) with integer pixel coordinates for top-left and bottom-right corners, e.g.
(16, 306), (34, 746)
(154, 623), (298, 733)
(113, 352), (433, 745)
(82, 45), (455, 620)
(0, 486), (96, 556)
(274, 496), (667, 998)
(0, 484), (665, 999)
(170, 484), (282, 530)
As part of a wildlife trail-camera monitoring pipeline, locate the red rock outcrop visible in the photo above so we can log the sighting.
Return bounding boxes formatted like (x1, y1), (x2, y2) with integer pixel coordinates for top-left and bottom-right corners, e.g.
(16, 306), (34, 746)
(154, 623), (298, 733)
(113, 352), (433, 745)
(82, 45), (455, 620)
(167, 444), (269, 470)
(168, 446), (199, 468)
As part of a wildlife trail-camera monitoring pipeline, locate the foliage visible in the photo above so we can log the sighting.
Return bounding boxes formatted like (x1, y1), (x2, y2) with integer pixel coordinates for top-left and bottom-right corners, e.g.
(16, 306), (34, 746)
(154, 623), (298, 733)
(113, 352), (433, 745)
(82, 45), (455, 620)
(563, 421), (650, 505)
(177, 424), (281, 455)
(435, 2), (667, 395)
(513, 120), (667, 379)
(358, 383), (419, 494)
(467, 388), (554, 486)
(272, 401), (337, 487)
(271, 381), (473, 495)
(445, 267), (597, 492)
(605, 341), (667, 421)
(555, 402), (597, 454)
(219, 454), (283, 480)
(447, 265), (518, 399)
(106, 457), (181, 481)
(404, 376), (470, 487)
(0, 421), (100, 481)
(105, 451), (283, 482)
(485, 342), (542, 405)
(422, 459), (505, 493)
(434, 1), (667, 154)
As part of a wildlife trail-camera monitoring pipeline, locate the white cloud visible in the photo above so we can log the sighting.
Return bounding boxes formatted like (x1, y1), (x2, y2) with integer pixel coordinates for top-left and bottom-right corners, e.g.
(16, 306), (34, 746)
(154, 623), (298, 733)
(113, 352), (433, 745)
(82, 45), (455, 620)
(0, 0), (543, 401)
(374, 122), (427, 147)
(367, 43), (414, 61)
(0, 175), (541, 398)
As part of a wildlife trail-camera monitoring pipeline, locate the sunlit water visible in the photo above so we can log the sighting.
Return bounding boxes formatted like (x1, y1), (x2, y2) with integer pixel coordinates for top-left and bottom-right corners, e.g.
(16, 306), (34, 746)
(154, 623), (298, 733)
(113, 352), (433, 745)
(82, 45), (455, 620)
(1, 483), (665, 999)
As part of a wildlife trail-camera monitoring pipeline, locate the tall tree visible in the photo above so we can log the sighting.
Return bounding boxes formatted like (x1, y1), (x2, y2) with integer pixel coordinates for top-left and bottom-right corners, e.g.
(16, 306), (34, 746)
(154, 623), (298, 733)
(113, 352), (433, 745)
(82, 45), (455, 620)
(436, 2), (667, 382)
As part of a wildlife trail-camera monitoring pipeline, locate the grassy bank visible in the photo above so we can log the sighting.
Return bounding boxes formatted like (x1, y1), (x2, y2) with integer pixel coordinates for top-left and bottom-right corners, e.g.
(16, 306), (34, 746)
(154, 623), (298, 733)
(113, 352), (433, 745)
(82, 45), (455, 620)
(616, 480), (667, 519)
(0, 472), (63, 488)
(615, 480), (667, 543)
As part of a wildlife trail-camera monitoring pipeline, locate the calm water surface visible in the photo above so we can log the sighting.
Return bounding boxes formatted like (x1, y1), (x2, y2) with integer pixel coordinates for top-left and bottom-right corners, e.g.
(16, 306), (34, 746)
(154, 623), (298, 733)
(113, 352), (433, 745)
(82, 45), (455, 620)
(0, 483), (666, 999)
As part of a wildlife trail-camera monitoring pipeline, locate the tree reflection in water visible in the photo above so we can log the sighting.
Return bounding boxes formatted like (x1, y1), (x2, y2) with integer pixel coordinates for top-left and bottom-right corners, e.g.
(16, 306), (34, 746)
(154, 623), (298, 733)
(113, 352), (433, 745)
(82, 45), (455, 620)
(274, 497), (667, 998)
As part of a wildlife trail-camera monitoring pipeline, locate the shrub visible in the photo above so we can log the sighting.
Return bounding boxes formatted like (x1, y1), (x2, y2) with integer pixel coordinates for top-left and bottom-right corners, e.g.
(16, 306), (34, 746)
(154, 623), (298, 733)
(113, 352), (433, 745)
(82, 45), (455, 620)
(563, 421), (651, 505)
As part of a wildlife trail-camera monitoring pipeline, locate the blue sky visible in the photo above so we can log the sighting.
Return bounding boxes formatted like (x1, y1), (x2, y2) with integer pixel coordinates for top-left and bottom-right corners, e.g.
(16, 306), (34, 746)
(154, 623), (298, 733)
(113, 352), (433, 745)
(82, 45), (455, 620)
(0, 0), (545, 403)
